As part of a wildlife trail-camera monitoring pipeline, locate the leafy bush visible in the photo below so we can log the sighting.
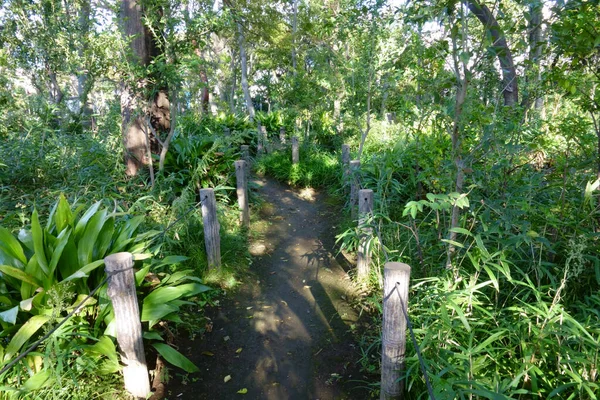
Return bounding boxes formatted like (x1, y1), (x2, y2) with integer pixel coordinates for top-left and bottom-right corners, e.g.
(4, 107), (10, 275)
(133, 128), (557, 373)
(0, 195), (209, 397)
(255, 144), (341, 189)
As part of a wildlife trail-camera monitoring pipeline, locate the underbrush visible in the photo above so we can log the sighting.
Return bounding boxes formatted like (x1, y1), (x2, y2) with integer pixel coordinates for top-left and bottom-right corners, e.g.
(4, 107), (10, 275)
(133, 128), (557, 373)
(334, 117), (600, 398)
(254, 143), (341, 189)
(0, 112), (255, 398)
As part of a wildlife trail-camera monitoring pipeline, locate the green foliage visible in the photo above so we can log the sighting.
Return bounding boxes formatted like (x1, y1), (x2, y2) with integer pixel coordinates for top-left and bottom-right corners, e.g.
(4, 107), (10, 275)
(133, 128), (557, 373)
(255, 144), (340, 189)
(0, 196), (210, 397)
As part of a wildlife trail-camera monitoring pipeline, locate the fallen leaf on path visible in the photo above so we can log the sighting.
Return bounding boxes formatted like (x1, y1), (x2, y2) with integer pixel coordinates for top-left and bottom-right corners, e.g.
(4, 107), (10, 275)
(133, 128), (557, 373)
(237, 388), (248, 394)
(304, 285), (311, 289)
(201, 351), (214, 357)
(224, 336), (230, 342)
(246, 307), (253, 310)
(280, 300), (288, 306)
(236, 348), (243, 354)
(224, 375), (232, 383)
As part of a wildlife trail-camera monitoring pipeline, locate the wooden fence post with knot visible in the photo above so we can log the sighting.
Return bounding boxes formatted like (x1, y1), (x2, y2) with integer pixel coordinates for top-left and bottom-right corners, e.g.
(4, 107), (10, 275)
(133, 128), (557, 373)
(357, 189), (373, 284)
(235, 160), (250, 228)
(381, 262), (411, 400)
(200, 188), (221, 269)
(104, 252), (151, 399)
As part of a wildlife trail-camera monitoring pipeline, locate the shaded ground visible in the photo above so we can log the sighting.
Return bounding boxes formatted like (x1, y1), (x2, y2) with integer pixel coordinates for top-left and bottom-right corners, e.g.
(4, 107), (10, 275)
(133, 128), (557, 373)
(168, 177), (370, 399)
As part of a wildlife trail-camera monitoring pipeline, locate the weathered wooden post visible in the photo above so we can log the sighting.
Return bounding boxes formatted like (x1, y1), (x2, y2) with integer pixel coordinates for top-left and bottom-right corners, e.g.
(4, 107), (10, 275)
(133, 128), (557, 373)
(235, 160), (250, 228)
(357, 189), (373, 284)
(224, 127), (231, 137)
(279, 127), (286, 145)
(105, 252), (150, 399)
(199, 188), (221, 269)
(350, 160), (361, 219)
(381, 262), (411, 400)
(341, 144), (350, 189)
(241, 145), (250, 164)
(292, 137), (299, 165)
(260, 125), (272, 153)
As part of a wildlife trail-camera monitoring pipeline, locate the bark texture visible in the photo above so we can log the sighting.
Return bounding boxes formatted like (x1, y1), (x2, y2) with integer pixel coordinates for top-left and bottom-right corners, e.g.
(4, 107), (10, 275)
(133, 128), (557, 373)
(466, 0), (518, 106)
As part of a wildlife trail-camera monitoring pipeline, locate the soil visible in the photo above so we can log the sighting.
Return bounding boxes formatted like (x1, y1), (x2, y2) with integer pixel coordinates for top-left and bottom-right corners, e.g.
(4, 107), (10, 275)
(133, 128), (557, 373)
(167, 177), (370, 400)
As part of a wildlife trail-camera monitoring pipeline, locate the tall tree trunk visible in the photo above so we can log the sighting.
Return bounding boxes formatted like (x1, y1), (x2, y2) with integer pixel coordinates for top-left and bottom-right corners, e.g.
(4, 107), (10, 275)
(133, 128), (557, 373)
(466, 0), (518, 106)
(119, 0), (171, 178)
(120, 0), (149, 176)
(291, 0), (298, 77)
(446, 10), (469, 273)
(77, 0), (94, 126)
(237, 21), (255, 121)
(229, 47), (237, 113)
(524, 0), (544, 112)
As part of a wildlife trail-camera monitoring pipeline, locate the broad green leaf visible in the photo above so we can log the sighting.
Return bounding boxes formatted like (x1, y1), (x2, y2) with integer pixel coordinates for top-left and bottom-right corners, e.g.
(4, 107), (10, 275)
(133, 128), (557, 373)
(48, 228), (71, 278)
(135, 265), (151, 286)
(0, 227), (26, 267)
(0, 265), (42, 288)
(441, 239), (464, 249)
(152, 343), (199, 373)
(163, 270), (203, 286)
(4, 315), (50, 362)
(18, 229), (34, 252)
(74, 201), (101, 241)
(144, 283), (211, 306)
(77, 208), (107, 268)
(62, 260), (105, 283)
(141, 303), (178, 326)
(57, 237), (80, 281)
(31, 210), (48, 275)
(111, 216), (144, 253)
(449, 227), (473, 237)
(22, 369), (53, 391)
(143, 331), (164, 341)
(85, 336), (118, 364)
(0, 306), (18, 325)
(93, 217), (115, 260)
(53, 194), (74, 233)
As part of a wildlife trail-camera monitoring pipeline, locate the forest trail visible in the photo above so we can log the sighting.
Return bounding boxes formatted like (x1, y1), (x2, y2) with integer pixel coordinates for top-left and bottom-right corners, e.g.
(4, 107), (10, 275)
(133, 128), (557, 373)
(170, 177), (367, 399)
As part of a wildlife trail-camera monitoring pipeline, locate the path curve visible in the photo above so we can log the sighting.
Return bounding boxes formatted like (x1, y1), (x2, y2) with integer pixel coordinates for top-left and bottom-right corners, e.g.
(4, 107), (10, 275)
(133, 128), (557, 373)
(170, 177), (367, 399)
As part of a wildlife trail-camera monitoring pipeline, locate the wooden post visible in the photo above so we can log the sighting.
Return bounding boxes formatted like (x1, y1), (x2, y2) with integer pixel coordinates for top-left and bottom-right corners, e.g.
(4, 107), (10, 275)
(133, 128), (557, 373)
(105, 252), (150, 399)
(292, 137), (299, 165)
(341, 144), (350, 189)
(350, 160), (361, 219)
(224, 127), (231, 137)
(199, 188), (221, 269)
(260, 125), (272, 153)
(380, 262), (411, 400)
(235, 160), (250, 228)
(279, 127), (286, 144)
(241, 145), (250, 164)
(357, 189), (373, 283)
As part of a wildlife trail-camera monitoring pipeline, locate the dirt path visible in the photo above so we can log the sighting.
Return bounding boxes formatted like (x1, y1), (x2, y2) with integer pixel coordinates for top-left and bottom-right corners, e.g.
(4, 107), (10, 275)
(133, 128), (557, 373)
(169, 177), (368, 399)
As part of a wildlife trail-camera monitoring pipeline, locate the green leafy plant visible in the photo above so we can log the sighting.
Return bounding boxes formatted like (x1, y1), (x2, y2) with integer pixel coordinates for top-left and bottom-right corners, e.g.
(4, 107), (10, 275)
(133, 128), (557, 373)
(0, 195), (209, 396)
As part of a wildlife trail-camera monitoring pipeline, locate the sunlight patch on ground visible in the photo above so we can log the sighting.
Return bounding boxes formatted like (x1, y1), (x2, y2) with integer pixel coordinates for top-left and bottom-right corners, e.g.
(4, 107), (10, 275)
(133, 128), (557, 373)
(297, 187), (317, 202)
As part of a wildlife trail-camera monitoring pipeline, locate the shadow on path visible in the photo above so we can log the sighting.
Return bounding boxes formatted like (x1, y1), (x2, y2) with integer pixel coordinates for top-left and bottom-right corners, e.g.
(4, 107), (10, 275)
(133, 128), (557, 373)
(169, 177), (369, 400)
